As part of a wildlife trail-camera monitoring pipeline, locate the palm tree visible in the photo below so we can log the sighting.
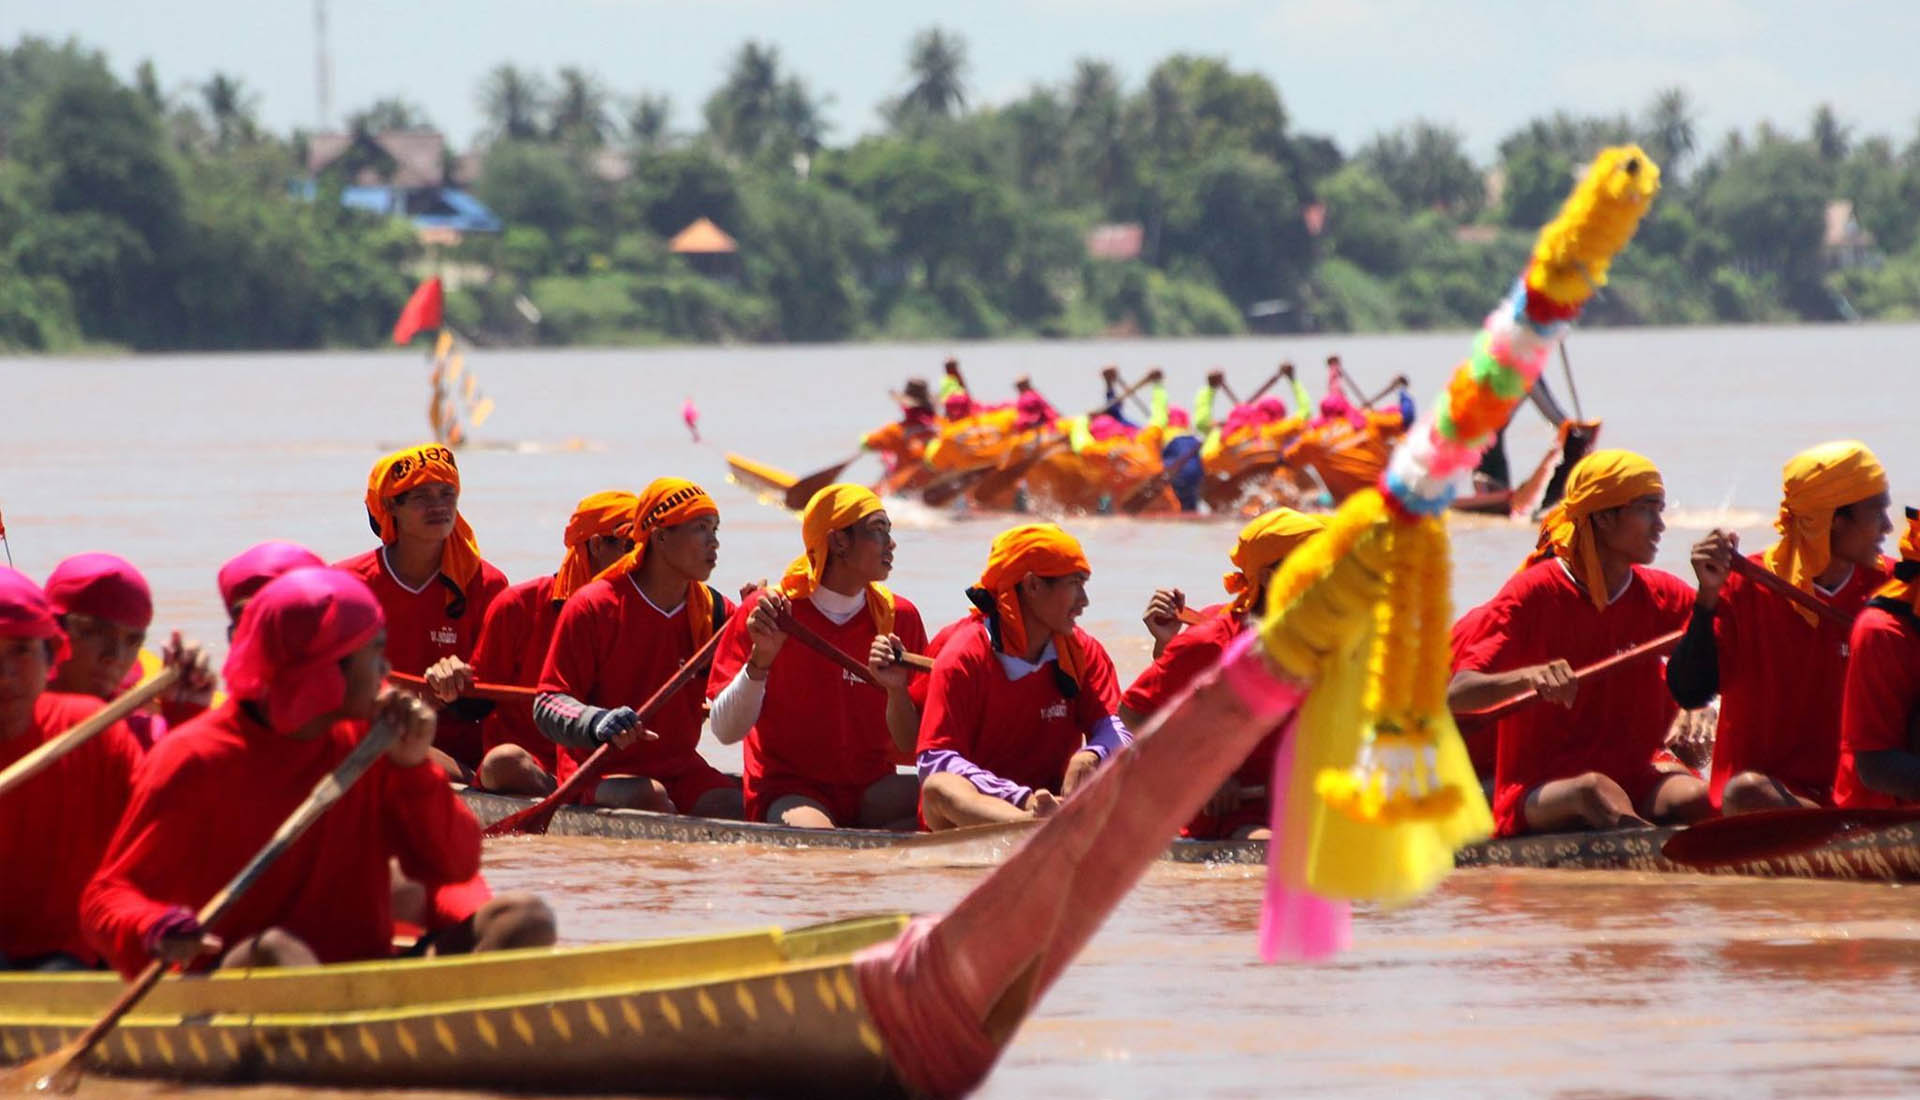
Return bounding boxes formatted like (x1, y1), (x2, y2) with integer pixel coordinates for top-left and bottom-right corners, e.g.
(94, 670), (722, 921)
(348, 96), (431, 134)
(1811, 103), (1850, 163)
(627, 93), (671, 149)
(550, 66), (613, 146)
(900, 27), (968, 117)
(1065, 59), (1130, 205)
(199, 72), (257, 149)
(703, 41), (825, 163)
(478, 64), (547, 141)
(1641, 87), (1696, 178)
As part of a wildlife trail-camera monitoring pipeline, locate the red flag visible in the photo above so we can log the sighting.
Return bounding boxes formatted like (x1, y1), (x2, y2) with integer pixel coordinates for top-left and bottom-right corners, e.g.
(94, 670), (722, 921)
(392, 277), (445, 345)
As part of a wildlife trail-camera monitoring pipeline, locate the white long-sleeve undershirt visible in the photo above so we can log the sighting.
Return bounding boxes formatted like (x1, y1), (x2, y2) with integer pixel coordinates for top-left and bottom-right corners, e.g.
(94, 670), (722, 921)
(709, 587), (872, 744)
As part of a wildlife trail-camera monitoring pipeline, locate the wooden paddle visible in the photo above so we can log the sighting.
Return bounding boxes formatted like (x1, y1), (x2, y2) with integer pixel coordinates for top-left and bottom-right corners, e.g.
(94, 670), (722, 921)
(783, 452), (863, 512)
(968, 375), (1159, 505)
(1241, 365), (1288, 405)
(387, 669), (539, 705)
(921, 465), (997, 508)
(1660, 806), (1920, 867)
(482, 627), (729, 838)
(3, 716), (400, 1094)
(1726, 553), (1852, 628)
(1454, 627), (1685, 724)
(773, 609), (934, 684)
(0, 666), (180, 801)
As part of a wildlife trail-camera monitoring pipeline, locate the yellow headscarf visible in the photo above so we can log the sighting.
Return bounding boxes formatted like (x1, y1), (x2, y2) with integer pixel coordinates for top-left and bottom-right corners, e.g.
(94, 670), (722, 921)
(552, 490), (638, 603)
(1524, 449), (1664, 611)
(1764, 441), (1887, 625)
(779, 484), (896, 634)
(1225, 508), (1327, 617)
(365, 444), (481, 592)
(968, 524), (1091, 685)
(594, 478), (720, 643)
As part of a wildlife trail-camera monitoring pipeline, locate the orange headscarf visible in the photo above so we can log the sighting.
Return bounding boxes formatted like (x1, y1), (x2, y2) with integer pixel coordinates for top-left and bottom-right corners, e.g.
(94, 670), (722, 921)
(552, 490), (638, 603)
(594, 478), (720, 643)
(968, 523), (1092, 684)
(779, 484), (896, 634)
(365, 444), (481, 590)
(1763, 441), (1887, 625)
(1224, 508), (1327, 616)
(1873, 507), (1920, 619)
(1523, 449), (1664, 611)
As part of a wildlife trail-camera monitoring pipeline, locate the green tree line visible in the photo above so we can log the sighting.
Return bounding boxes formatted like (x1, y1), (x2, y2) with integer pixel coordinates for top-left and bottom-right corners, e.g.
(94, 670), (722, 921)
(4, 31), (1919, 352)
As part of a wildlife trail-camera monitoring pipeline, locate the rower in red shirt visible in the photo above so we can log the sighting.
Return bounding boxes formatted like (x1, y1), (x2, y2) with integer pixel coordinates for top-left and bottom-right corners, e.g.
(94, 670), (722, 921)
(213, 543), (548, 959)
(45, 553), (216, 749)
(534, 478), (742, 817)
(82, 568), (548, 977)
(707, 484), (927, 829)
(1835, 507), (1920, 808)
(429, 491), (637, 797)
(0, 569), (146, 971)
(335, 444), (510, 779)
(1450, 450), (1717, 837)
(917, 523), (1127, 830)
(1667, 441), (1892, 812)
(1118, 508), (1325, 839)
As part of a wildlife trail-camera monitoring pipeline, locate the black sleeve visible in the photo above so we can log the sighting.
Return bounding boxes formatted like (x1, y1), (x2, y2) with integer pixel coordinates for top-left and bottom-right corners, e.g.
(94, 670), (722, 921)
(1665, 603), (1720, 708)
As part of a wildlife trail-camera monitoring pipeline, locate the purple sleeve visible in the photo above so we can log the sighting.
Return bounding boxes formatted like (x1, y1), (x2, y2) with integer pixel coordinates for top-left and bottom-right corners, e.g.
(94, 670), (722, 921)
(1080, 714), (1133, 762)
(917, 748), (1031, 808)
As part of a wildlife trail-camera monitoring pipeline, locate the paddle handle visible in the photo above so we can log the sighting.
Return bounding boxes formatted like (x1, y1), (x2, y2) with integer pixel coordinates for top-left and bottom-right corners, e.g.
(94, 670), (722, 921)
(33, 718), (398, 1090)
(776, 611), (933, 685)
(1727, 553), (1852, 628)
(0, 666), (180, 800)
(1242, 366), (1287, 405)
(1457, 627), (1686, 723)
(387, 669), (540, 704)
(484, 626), (728, 837)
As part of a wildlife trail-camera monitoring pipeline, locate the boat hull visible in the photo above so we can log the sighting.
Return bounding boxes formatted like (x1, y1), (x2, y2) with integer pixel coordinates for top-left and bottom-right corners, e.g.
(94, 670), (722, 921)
(1, 916), (909, 1096)
(461, 789), (1920, 883)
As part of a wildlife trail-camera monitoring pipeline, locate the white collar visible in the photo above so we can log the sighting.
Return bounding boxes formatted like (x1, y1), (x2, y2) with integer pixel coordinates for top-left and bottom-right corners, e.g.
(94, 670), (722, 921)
(1559, 558), (1634, 604)
(995, 638), (1058, 681)
(379, 546), (433, 596)
(810, 585), (866, 626)
(1813, 564), (1854, 598)
(627, 574), (685, 617)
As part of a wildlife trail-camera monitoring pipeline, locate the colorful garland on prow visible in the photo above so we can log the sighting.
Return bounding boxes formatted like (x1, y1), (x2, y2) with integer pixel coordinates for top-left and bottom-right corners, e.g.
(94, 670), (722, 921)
(1253, 147), (1660, 923)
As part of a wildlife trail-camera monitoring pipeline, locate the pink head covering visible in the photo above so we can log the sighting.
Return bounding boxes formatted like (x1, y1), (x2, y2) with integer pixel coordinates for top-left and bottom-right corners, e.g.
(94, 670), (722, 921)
(223, 568), (385, 733)
(1167, 407), (1191, 429)
(45, 553), (152, 630)
(944, 392), (975, 420)
(1086, 413), (1132, 442)
(1254, 396), (1287, 422)
(0, 567), (68, 662)
(1317, 364), (1364, 429)
(217, 541), (327, 611)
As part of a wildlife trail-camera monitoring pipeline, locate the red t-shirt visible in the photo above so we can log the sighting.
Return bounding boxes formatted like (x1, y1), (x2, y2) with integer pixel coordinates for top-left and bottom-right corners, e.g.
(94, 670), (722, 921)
(538, 575), (734, 782)
(1834, 606), (1920, 808)
(1448, 603), (1500, 782)
(1454, 559), (1694, 835)
(1707, 554), (1886, 805)
(82, 702), (480, 977)
(471, 574), (561, 770)
(1122, 612), (1279, 836)
(334, 547), (509, 770)
(917, 620), (1122, 795)
(707, 590), (928, 796)
(0, 693), (143, 964)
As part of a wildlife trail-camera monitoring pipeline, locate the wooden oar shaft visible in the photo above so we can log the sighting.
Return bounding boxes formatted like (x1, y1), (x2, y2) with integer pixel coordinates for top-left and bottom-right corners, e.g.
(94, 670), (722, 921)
(1457, 627), (1685, 723)
(1727, 553), (1852, 627)
(1241, 367), (1287, 405)
(775, 611), (932, 685)
(387, 670), (539, 704)
(16, 718), (398, 1093)
(0, 666), (180, 801)
(483, 626), (728, 838)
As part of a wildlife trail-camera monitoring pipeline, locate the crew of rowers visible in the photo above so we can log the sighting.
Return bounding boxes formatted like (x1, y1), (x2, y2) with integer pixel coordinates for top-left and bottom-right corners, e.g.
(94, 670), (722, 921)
(865, 357), (1415, 513)
(10, 432), (1920, 982)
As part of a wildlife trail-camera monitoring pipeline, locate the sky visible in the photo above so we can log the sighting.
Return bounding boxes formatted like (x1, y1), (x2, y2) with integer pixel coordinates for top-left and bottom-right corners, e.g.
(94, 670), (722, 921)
(9, 0), (1920, 161)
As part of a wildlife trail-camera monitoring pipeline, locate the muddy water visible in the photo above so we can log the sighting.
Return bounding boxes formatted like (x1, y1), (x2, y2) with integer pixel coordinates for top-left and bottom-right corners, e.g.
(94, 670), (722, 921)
(8, 324), (1920, 1096)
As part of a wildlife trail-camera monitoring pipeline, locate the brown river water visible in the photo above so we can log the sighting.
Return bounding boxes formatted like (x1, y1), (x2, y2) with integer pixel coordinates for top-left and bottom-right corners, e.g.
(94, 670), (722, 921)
(7, 324), (1920, 1096)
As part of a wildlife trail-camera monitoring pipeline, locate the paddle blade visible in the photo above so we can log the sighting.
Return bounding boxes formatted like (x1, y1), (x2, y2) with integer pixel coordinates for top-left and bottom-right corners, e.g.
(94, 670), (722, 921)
(1660, 807), (1920, 867)
(0, 1035), (87, 1093)
(920, 466), (990, 508)
(726, 453), (798, 500)
(482, 798), (563, 838)
(782, 455), (857, 511)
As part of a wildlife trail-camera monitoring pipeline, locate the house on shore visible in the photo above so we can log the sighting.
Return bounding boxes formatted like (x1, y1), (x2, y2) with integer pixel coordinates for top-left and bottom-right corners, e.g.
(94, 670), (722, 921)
(298, 129), (503, 241)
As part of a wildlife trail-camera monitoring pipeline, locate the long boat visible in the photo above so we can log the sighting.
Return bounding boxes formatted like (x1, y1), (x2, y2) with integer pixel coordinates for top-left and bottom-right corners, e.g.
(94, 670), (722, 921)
(1, 916), (911, 1095)
(459, 787), (1920, 884)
